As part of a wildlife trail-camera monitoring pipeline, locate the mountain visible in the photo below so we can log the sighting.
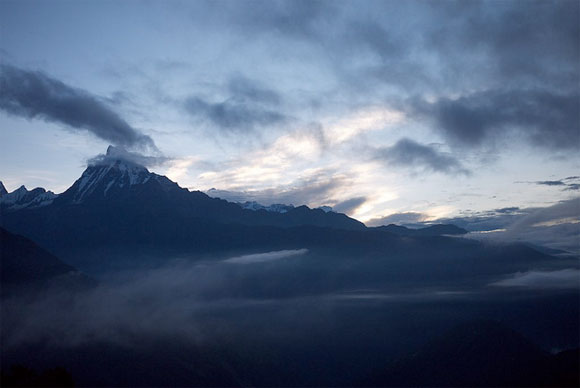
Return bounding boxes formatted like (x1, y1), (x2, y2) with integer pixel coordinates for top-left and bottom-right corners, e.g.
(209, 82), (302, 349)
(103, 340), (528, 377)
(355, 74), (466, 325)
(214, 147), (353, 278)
(1, 147), (562, 280)
(240, 201), (295, 213)
(0, 183), (57, 212)
(2, 146), (364, 230)
(0, 227), (93, 297)
(0, 180), (7, 196)
(374, 223), (468, 236)
(0, 146), (370, 269)
(207, 189), (336, 214)
(366, 320), (579, 387)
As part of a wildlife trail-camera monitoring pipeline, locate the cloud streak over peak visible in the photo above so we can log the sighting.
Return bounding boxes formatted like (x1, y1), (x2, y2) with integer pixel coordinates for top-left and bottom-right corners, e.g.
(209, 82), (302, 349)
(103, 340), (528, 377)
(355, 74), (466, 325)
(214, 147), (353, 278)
(0, 64), (156, 151)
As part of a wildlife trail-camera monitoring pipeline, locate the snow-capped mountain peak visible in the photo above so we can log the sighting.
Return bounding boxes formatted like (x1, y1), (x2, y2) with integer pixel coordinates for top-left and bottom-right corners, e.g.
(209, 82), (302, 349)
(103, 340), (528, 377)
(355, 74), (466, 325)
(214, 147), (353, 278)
(69, 158), (150, 203)
(61, 146), (175, 204)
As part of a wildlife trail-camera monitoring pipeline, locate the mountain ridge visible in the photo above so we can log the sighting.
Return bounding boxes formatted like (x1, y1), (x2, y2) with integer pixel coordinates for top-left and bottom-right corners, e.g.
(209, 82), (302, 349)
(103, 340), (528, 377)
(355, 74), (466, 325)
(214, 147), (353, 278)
(1, 147), (557, 280)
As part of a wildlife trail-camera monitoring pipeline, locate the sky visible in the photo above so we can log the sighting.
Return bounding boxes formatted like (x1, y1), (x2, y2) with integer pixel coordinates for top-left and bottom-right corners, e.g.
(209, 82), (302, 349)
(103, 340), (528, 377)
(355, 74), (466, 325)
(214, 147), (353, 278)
(1, 0), (579, 225)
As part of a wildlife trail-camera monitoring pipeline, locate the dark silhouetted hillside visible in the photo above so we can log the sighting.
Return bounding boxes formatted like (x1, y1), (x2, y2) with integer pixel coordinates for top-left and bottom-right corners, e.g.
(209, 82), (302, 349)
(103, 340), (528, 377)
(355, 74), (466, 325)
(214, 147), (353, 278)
(366, 320), (580, 387)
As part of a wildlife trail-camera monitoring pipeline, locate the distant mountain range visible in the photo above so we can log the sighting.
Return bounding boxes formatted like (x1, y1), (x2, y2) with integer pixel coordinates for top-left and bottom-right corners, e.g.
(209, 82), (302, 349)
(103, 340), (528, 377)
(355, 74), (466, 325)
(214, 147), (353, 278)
(0, 146), (364, 229)
(0, 181), (56, 212)
(372, 223), (468, 236)
(0, 146), (559, 278)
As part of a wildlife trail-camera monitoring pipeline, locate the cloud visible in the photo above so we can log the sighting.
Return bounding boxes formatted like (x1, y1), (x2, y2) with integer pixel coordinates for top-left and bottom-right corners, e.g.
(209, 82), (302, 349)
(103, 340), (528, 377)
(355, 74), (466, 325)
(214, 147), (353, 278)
(224, 249), (308, 264)
(534, 176), (580, 191)
(206, 172), (346, 208)
(0, 64), (156, 150)
(221, 0), (336, 39)
(184, 96), (287, 133)
(375, 138), (469, 175)
(411, 89), (580, 151)
(429, 0), (579, 88)
(333, 197), (366, 215)
(507, 197), (580, 232)
(426, 3), (570, 68)
(536, 180), (566, 186)
(433, 198), (580, 254)
(517, 177), (580, 191)
(534, 179), (580, 191)
(221, 1), (579, 96)
(88, 145), (169, 168)
(490, 269), (580, 289)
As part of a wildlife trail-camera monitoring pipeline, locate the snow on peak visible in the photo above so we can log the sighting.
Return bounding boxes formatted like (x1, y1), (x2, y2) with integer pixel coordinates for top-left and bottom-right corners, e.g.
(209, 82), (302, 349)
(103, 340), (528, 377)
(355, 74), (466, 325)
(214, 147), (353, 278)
(88, 145), (168, 169)
(71, 159), (152, 203)
(0, 185), (57, 211)
(239, 201), (334, 214)
(54, 146), (175, 204)
(239, 201), (295, 213)
(90, 146), (151, 170)
(317, 206), (334, 213)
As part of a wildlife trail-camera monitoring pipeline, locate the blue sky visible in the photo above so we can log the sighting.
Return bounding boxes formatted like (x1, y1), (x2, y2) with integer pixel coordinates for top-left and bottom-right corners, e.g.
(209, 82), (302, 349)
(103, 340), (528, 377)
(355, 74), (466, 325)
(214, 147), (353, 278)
(1, 0), (579, 224)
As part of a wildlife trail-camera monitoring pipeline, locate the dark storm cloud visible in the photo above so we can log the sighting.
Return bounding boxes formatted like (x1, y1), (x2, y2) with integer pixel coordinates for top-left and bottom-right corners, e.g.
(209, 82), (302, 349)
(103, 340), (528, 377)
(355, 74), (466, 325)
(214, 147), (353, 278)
(229, 1), (578, 89)
(333, 196), (366, 215)
(428, 0), (580, 89)
(0, 64), (156, 150)
(184, 96), (287, 132)
(375, 138), (469, 175)
(411, 89), (580, 151)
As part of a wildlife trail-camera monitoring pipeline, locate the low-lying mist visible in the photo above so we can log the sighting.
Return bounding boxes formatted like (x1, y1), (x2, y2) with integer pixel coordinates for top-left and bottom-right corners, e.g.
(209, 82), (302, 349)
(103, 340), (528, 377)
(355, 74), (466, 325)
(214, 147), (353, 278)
(2, 248), (579, 386)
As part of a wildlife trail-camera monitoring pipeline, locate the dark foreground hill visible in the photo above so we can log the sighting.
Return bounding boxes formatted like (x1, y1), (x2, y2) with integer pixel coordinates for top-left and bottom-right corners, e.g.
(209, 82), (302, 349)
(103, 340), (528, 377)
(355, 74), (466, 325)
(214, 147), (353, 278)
(365, 320), (580, 387)
(0, 227), (93, 297)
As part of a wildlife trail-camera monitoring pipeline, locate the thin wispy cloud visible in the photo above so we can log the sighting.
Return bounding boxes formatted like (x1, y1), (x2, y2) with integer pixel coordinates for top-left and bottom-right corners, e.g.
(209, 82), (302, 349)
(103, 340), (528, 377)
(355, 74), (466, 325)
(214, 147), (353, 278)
(490, 269), (580, 289)
(224, 249), (308, 264)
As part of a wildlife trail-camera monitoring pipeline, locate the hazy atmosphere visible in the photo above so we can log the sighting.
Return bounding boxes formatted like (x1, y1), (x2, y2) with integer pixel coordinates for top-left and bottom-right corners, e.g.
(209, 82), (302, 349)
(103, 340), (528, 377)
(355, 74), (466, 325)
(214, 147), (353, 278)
(1, 1), (579, 387)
